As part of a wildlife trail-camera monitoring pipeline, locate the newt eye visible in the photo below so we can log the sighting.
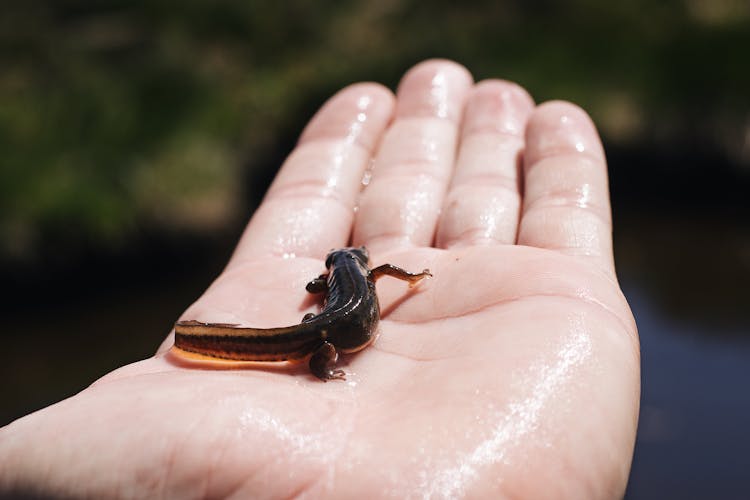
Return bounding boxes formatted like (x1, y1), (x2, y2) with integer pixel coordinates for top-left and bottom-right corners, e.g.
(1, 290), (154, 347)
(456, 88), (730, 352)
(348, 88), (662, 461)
(325, 252), (334, 269)
(348, 246), (369, 265)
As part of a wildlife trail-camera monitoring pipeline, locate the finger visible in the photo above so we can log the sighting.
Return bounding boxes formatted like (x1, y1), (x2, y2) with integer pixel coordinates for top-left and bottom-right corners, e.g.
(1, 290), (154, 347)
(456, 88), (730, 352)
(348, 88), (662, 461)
(229, 83), (395, 266)
(353, 59), (473, 254)
(436, 80), (534, 248)
(517, 101), (614, 272)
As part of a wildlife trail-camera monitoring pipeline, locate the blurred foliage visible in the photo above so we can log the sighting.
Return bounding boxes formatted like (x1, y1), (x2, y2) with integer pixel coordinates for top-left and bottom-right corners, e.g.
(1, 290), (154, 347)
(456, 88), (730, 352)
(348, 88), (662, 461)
(1, 0), (749, 260)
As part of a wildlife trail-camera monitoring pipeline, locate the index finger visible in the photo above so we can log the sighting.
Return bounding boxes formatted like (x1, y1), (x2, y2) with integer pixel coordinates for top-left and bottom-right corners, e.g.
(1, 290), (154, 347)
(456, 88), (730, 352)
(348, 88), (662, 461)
(227, 83), (395, 268)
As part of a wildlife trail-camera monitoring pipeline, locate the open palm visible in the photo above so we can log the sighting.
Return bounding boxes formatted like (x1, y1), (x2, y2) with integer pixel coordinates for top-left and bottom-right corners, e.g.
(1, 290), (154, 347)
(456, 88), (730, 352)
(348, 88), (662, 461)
(0, 60), (639, 499)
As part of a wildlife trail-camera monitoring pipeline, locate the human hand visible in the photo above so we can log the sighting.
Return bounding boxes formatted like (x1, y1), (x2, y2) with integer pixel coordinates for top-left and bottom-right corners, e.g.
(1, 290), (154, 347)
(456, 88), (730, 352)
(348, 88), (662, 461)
(0, 60), (639, 499)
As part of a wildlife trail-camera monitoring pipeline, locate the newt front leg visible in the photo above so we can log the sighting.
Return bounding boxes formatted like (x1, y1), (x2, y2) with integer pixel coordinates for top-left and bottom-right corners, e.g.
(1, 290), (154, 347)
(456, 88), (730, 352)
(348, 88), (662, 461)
(369, 264), (432, 287)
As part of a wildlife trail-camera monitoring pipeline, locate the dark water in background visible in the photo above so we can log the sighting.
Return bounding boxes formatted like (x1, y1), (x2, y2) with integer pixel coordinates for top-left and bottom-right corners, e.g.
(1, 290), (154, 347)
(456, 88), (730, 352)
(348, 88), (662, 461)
(624, 282), (750, 499)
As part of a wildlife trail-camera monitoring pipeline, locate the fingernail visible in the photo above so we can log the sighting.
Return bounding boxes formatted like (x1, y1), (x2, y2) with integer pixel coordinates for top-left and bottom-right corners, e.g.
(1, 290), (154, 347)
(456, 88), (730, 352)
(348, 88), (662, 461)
(396, 60), (473, 123)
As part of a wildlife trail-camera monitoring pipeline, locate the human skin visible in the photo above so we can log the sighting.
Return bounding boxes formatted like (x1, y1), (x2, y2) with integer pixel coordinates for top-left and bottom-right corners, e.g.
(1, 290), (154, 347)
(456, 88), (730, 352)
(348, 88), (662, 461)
(0, 59), (639, 499)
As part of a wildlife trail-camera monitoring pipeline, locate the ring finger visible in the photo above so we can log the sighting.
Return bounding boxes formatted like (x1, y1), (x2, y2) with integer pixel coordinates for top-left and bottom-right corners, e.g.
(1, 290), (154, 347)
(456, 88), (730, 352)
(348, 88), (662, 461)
(436, 79), (534, 248)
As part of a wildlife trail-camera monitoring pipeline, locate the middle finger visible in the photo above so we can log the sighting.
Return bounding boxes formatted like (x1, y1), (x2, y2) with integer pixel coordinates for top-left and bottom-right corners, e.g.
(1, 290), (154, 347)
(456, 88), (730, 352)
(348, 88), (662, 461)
(353, 59), (473, 254)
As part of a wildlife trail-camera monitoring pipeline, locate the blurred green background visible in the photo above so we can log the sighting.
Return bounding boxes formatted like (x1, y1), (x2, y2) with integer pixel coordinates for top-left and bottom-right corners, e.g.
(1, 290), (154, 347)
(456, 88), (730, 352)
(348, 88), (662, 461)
(2, 0), (749, 498)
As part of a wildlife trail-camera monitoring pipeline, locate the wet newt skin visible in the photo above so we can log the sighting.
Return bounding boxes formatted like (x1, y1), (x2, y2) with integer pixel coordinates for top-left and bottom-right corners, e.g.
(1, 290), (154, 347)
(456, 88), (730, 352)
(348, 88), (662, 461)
(173, 247), (431, 380)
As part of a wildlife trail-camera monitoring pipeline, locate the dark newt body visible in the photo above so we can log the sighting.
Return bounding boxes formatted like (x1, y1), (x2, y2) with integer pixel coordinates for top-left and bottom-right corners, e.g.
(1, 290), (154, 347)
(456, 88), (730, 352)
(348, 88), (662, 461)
(173, 247), (431, 380)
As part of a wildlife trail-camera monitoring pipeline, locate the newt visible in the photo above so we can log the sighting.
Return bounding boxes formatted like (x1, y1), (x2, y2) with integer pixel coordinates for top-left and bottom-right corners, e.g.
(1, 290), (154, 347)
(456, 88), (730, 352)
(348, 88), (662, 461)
(172, 247), (431, 380)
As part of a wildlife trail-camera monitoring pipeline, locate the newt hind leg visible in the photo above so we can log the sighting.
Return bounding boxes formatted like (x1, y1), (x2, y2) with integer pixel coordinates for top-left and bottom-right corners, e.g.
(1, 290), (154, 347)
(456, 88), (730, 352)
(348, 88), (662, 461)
(309, 341), (345, 381)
